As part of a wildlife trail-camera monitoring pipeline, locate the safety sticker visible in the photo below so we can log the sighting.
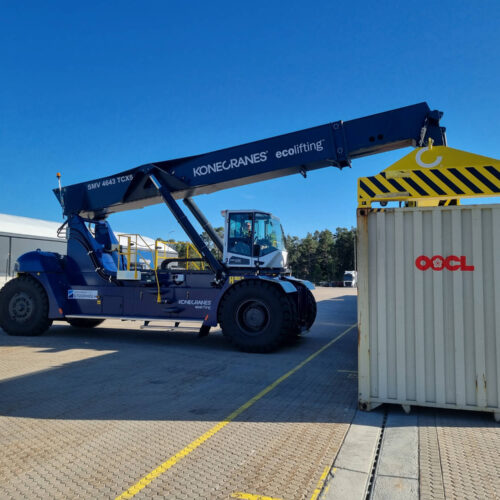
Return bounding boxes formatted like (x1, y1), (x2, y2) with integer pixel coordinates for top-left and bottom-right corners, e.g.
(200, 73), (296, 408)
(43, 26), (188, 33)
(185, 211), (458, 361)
(68, 289), (98, 300)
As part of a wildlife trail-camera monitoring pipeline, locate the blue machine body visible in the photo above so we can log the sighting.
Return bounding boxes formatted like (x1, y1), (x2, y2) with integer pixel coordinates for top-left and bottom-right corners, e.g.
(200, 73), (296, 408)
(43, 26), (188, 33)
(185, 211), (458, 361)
(13, 102), (445, 330)
(15, 217), (302, 327)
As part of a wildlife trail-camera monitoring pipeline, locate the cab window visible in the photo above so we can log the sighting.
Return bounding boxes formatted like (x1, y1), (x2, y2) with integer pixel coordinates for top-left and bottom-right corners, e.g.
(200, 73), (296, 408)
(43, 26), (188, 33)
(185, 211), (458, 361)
(228, 213), (253, 256)
(254, 213), (285, 256)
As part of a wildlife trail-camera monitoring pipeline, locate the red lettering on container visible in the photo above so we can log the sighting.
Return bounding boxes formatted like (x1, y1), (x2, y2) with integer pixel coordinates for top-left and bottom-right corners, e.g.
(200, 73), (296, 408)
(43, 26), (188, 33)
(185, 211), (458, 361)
(459, 255), (475, 271)
(415, 255), (474, 271)
(444, 255), (461, 271)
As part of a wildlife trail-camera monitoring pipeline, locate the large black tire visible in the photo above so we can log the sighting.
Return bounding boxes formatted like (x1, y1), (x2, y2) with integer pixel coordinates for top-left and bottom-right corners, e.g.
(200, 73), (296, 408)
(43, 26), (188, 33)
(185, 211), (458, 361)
(289, 286), (317, 339)
(303, 287), (317, 330)
(218, 280), (295, 353)
(0, 276), (52, 336)
(67, 318), (104, 328)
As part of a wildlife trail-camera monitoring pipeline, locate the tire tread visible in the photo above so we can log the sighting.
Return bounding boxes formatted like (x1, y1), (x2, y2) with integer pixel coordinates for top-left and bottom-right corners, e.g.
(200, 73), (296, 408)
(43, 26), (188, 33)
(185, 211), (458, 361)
(219, 280), (294, 353)
(0, 275), (52, 336)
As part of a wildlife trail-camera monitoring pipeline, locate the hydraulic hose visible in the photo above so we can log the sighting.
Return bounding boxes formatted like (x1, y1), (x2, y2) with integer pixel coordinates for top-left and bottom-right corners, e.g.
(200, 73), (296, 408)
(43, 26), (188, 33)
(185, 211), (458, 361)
(70, 228), (122, 286)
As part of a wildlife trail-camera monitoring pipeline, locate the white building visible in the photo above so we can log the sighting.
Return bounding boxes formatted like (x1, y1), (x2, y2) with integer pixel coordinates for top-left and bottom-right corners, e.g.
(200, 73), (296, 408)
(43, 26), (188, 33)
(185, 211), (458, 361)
(0, 213), (177, 284)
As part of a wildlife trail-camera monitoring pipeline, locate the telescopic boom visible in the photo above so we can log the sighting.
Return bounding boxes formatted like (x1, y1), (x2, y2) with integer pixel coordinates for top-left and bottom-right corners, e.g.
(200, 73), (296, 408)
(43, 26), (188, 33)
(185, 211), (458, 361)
(55, 102), (445, 219)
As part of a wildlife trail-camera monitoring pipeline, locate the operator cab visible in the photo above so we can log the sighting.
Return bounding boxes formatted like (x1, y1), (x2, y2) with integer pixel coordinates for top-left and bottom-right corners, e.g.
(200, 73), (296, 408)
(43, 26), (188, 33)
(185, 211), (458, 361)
(222, 210), (287, 269)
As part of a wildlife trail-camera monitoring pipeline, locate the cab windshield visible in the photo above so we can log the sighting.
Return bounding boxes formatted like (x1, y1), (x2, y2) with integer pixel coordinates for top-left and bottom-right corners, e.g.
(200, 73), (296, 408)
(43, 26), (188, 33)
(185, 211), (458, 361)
(227, 212), (285, 257)
(254, 213), (285, 256)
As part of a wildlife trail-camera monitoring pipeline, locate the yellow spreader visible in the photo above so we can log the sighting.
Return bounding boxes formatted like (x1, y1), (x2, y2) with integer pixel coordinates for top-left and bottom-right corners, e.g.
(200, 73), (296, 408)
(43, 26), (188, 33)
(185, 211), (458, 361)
(358, 145), (500, 207)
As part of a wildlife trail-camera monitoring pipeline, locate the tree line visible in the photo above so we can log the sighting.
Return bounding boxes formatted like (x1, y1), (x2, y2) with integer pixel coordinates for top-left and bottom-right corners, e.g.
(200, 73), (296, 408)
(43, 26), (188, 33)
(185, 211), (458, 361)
(167, 226), (356, 284)
(285, 228), (356, 284)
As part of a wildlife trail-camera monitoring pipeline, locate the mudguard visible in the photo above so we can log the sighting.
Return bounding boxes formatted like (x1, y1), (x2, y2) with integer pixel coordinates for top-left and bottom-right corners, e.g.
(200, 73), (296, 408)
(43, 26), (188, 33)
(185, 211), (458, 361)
(258, 275), (298, 293)
(16, 251), (67, 319)
(211, 274), (302, 327)
(282, 276), (315, 290)
(16, 250), (64, 274)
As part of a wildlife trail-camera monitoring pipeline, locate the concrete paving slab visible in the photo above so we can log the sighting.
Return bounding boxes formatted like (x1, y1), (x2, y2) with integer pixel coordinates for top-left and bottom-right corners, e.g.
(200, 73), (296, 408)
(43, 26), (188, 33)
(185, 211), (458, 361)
(372, 475), (418, 500)
(376, 412), (418, 480)
(323, 469), (367, 500)
(333, 410), (384, 474)
(321, 409), (384, 499)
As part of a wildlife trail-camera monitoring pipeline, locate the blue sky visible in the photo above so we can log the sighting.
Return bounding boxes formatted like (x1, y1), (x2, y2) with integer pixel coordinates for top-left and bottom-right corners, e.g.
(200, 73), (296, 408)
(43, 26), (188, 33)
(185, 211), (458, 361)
(1, 1), (499, 240)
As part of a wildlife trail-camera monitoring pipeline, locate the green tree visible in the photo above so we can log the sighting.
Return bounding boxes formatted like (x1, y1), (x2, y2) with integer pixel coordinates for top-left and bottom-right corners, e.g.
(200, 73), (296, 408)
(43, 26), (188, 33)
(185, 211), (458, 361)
(167, 240), (188, 260)
(331, 227), (356, 280)
(317, 229), (335, 281)
(200, 226), (224, 260)
(285, 227), (356, 284)
(285, 234), (302, 276)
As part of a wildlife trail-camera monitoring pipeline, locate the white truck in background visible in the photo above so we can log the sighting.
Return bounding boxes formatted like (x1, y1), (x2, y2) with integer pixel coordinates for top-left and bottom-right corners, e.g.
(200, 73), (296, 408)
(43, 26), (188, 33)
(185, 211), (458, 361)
(343, 270), (357, 287)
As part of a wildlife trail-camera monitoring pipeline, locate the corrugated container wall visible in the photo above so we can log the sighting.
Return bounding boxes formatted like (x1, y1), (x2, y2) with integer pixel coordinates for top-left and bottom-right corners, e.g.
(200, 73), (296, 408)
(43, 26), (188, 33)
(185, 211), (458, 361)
(357, 204), (500, 419)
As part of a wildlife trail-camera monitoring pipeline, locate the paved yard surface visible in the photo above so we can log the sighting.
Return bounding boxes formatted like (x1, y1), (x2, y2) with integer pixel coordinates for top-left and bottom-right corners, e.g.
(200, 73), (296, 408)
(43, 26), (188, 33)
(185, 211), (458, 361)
(0, 288), (358, 499)
(0, 286), (498, 500)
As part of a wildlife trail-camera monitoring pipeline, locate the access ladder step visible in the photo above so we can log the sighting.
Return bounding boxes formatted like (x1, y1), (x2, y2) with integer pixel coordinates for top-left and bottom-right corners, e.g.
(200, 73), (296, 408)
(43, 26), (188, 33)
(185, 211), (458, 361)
(140, 320), (203, 332)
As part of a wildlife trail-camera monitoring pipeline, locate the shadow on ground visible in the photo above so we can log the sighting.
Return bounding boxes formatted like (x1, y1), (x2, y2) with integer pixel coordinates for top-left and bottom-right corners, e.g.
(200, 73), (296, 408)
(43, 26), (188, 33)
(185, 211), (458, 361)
(1, 293), (492, 429)
(0, 295), (364, 424)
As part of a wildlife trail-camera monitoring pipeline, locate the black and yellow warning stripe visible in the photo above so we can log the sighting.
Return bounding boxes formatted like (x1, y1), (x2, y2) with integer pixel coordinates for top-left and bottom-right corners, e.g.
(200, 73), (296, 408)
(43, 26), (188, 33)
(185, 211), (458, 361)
(358, 164), (500, 207)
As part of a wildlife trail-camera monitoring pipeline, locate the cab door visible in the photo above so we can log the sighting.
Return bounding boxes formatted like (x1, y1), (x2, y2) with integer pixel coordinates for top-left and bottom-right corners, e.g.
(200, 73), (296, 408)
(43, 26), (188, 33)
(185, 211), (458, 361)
(224, 212), (255, 267)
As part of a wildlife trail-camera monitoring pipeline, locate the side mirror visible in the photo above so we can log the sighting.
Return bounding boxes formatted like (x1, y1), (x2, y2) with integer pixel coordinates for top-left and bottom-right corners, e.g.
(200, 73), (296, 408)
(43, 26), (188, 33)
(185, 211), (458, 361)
(253, 244), (261, 257)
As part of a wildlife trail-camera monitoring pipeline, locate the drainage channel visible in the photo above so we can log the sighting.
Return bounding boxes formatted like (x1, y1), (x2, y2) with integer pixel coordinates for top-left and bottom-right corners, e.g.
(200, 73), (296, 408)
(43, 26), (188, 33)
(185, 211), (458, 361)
(364, 409), (388, 499)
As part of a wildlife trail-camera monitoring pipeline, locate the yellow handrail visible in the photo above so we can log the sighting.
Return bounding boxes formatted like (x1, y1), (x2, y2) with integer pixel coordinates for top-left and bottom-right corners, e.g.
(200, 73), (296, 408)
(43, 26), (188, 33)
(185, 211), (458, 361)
(157, 241), (206, 271)
(117, 234), (163, 302)
(115, 235), (206, 303)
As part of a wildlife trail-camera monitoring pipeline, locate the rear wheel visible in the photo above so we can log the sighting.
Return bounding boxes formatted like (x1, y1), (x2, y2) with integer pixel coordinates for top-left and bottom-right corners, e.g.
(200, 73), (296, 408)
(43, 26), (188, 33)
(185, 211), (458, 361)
(289, 286), (317, 338)
(303, 287), (317, 330)
(0, 276), (52, 336)
(219, 280), (295, 353)
(67, 318), (104, 328)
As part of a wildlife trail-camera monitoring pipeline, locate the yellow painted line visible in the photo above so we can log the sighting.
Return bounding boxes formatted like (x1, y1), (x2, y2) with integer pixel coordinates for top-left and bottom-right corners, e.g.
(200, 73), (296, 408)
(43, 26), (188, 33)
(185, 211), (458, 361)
(310, 465), (334, 500)
(321, 466), (336, 498)
(231, 492), (283, 500)
(322, 481), (332, 496)
(115, 324), (357, 499)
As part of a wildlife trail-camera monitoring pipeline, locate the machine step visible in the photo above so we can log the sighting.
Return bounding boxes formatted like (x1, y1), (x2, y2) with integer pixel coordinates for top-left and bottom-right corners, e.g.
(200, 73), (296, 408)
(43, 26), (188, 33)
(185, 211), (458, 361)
(140, 319), (204, 332)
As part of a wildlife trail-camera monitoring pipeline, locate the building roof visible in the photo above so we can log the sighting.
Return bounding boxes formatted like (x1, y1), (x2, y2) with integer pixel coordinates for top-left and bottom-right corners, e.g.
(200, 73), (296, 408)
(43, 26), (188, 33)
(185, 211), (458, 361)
(0, 213), (61, 239)
(0, 213), (177, 254)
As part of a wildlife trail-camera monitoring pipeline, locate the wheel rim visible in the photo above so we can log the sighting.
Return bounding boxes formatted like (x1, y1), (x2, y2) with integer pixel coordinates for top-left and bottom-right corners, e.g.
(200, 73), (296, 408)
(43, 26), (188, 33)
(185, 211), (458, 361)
(236, 299), (270, 336)
(9, 292), (34, 323)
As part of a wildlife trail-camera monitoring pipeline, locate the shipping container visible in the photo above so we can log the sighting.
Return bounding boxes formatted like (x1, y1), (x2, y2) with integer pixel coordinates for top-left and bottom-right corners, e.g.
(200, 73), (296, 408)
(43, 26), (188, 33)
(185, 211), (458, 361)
(357, 204), (500, 420)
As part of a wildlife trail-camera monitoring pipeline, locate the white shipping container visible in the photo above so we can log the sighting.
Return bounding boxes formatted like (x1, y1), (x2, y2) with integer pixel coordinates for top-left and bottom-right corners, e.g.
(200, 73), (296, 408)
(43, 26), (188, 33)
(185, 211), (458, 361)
(357, 204), (500, 420)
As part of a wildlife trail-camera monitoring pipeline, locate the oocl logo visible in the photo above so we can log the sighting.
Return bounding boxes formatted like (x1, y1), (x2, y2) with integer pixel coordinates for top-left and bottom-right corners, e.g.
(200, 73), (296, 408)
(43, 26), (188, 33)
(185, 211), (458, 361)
(415, 255), (474, 271)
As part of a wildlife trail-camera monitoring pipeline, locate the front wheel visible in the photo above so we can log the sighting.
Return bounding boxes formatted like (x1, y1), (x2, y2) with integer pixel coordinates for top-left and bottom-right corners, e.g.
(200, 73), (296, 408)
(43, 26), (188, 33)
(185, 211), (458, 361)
(0, 276), (52, 336)
(218, 280), (295, 353)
